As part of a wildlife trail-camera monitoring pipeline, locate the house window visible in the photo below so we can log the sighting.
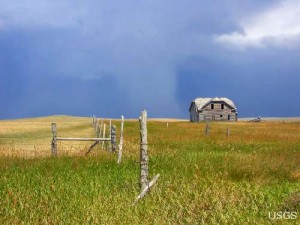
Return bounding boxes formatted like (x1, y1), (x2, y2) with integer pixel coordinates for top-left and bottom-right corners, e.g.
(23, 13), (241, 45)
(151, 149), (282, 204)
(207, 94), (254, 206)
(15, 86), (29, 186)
(211, 104), (214, 109)
(228, 115), (231, 121)
(221, 104), (224, 109)
(220, 115), (223, 118)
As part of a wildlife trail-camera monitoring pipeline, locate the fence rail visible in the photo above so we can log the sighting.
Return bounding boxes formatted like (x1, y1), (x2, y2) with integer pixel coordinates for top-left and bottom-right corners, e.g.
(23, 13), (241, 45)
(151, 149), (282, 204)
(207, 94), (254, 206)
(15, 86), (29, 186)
(51, 116), (123, 157)
(56, 137), (112, 141)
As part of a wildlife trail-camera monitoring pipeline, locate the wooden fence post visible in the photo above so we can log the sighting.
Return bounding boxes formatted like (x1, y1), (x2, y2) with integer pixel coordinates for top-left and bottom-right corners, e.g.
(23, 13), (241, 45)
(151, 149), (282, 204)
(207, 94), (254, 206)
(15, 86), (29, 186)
(96, 124), (100, 137)
(205, 122), (209, 136)
(102, 124), (106, 149)
(111, 125), (117, 152)
(96, 120), (100, 137)
(93, 116), (96, 127)
(109, 120), (112, 138)
(51, 123), (57, 156)
(117, 115), (124, 164)
(227, 127), (230, 137)
(98, 118), (103, 146)
(139, 110), (148, 191)
(132, 111), (160, 205)
(99, 118), (103, 138)
(108, 119), (112, 150)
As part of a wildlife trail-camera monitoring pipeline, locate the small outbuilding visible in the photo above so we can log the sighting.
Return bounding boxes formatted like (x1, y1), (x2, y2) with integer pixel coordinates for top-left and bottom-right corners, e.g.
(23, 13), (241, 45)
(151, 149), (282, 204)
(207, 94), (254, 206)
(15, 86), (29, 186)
(189, 97), (238, 122)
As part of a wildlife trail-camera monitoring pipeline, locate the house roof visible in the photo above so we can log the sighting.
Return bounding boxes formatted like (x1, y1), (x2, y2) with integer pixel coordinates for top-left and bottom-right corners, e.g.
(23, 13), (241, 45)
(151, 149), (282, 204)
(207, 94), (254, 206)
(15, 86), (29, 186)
(191, 97), (237, 110)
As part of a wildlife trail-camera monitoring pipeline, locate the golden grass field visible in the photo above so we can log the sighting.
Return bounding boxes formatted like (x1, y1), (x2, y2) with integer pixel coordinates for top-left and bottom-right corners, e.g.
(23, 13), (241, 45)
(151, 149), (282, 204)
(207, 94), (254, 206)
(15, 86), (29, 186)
(0, 115), (300, 224)
(1, 115), (299, 158)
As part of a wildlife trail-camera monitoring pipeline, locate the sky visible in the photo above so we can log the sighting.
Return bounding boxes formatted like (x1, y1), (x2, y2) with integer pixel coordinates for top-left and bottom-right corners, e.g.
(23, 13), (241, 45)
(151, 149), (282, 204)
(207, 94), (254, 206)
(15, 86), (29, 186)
(0, 0), (300, 119)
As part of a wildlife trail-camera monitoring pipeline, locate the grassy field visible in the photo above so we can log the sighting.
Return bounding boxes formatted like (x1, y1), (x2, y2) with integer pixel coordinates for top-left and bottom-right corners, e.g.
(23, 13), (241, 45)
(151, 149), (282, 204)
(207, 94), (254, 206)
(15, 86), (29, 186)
(0, 116), (300, 224)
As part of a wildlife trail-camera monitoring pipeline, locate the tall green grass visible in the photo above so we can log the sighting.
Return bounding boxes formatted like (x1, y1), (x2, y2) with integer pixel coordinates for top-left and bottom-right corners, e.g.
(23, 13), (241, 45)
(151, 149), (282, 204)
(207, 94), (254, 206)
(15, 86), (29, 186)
(0, 117), (299, 224)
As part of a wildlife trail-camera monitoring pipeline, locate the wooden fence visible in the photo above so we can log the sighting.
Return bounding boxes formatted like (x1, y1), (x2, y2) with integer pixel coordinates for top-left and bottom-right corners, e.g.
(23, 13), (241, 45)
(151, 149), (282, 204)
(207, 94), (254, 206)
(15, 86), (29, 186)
(133, 110), (160, 205)
(51, 112), (159, 205)
(51, 116), (124, 158)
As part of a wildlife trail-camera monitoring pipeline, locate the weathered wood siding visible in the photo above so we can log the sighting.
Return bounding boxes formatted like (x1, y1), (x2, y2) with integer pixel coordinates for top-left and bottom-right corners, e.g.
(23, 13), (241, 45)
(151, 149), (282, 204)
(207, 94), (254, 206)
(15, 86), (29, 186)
(190, 101), (237, 122)
(190, 103), (199, 122)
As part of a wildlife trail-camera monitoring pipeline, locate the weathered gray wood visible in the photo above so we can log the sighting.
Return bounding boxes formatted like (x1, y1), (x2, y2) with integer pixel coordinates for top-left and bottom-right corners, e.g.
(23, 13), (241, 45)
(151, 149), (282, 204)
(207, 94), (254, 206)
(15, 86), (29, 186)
(205, 122), (209, 136)
(227, 127), (230, 137)
(56, 137), (111, 141)
(96, 123), (100, 137)
(92, 116), (96, 127)
(98, 119), (103, 148)
(139, 110), (148, 191)
(97, 124), (101, 137)
(117, 115), (124, 164)
(95, 119), (99, 133)
(132, 174), (160, 206)
(189, 98), (238, 122)
(99, 118), (104, 139)
(111, 125), (117, 152)
(101, 124), (106, 149)
(51, 123), (57, 156)
(85, 141), (100, 156)
(51, 120), (113, 154)
(109, 120), (112, 138)
(108, 119), (112, 151)
(92, 116), (95, 125)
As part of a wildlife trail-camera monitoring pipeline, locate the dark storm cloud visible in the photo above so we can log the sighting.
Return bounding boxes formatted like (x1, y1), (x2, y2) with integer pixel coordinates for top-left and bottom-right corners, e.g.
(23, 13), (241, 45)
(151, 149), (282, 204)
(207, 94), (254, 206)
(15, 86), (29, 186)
(0, 0), (299, 119)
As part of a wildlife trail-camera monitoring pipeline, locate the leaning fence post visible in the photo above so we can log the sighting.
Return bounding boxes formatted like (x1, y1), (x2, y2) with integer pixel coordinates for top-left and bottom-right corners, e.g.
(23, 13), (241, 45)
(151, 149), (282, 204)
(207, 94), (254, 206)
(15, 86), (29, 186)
(132, 174), (160, 206)
(111, 125), (117, 152)
(139, 110), (148, 190)
(117, 115), (124, 164)
(51, 123), (57, 156)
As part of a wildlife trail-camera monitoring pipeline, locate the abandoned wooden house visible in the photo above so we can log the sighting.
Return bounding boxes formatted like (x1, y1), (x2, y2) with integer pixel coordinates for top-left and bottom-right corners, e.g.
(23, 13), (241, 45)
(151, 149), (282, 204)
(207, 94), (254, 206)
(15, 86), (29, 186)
(189, 97), (238, 122)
